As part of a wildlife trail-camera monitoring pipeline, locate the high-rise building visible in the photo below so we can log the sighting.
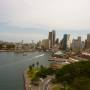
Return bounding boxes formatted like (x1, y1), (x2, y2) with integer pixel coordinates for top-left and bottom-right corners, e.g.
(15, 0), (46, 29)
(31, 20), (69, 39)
(87, 34), (90, 40)
(85, 34), (90, 49)
(36, 40), (42, 49)
(48, 30), (56, 49)
(62, 34), (72, 50)
(41, 39), (49, 49)
(71, 36), (83, 51)
(55, 38), (59, 44)
(48, 31), (52, 49)
(52, 30), (55, 46)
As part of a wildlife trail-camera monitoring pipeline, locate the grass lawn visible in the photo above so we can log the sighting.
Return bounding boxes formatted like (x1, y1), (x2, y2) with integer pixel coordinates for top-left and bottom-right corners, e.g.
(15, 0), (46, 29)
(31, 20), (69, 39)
(27, 68), (39, 78)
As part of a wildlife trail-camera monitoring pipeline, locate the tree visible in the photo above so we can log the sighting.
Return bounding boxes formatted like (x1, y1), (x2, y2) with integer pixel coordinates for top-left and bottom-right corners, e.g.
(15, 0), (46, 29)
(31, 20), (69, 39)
(40, 65), (44, 69)
(55, 61), (90, 90)
(29, 65), (33, 71)
(36, 62), (39, 68)
(71, 77), (90, 90)
(32, 63), (35, 68)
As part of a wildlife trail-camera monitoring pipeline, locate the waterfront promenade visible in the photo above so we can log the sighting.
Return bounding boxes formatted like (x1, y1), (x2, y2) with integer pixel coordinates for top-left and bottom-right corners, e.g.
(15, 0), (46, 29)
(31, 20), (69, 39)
(24, 69), (39, 90)
(24, 69), (30, 90)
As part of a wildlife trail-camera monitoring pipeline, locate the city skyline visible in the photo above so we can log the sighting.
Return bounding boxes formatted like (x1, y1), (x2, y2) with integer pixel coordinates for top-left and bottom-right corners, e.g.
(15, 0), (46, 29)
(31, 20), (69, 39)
(0, 0), (90, 42)
(0, 27), (89, 42)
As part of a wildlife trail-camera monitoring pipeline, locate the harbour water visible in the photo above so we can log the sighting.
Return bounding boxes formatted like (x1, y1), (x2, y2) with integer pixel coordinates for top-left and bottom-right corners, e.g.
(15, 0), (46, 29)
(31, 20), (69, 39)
(0, 51), (50, 90)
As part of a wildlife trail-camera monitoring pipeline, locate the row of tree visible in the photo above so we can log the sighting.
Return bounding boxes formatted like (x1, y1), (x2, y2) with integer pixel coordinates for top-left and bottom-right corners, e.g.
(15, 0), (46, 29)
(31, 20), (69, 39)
(29, 62), (39, 71)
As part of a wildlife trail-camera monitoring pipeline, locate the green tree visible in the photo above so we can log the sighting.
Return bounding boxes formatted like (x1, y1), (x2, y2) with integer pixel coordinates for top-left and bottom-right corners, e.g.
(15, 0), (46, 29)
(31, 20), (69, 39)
(71, 77), (90, 90)
(36, 62), (39, 68)
(55, 61), (90, 90)
(32, 63), (35, 68)
(29, 65), (33, 71)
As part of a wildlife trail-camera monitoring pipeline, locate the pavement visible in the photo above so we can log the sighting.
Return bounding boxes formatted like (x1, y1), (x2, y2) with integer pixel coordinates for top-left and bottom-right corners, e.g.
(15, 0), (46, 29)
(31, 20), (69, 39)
(39, 76), (54, 90)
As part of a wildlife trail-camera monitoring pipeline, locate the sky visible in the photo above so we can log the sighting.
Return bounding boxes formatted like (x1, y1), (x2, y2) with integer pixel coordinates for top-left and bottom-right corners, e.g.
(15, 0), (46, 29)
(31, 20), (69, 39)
(0, 0), (90, 42)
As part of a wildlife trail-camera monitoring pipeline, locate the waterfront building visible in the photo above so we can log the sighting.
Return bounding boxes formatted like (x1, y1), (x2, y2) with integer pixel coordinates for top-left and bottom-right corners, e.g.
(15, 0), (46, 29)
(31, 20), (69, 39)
(15, 43), (23, 51)
(0, 42), (15, 50)
(41, 39), (49, 50)
(36, 40), (42, 49)
(80, 52), (90, 59)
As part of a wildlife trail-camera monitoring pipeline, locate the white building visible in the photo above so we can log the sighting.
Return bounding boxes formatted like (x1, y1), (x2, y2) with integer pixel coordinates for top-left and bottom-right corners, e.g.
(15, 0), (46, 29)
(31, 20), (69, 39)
(71, 37), (84, 51)
(67, 34), (72, 49)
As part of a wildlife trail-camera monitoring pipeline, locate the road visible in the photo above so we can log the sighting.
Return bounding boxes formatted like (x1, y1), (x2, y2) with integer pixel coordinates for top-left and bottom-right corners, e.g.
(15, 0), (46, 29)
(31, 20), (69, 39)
(39, 76), (53, 90)
(43, 79), (51, 90)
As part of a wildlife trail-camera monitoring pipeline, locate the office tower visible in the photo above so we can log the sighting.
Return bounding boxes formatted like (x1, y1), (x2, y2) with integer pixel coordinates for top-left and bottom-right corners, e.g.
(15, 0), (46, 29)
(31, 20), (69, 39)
(42, 39), (49, 49)
(48, 30), (56, 49)
(52, 30), (55, 46)
(62, 34), (72, 50)
(48, 32), (52, 49)
(55, 38), (59, 44)
(85, 34), (90, 49)
(71, 36), (83, 51)
(87, 34), (90, 40)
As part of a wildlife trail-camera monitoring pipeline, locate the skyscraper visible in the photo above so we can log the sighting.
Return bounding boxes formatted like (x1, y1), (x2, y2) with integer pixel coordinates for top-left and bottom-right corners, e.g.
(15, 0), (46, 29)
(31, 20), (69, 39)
(48, 31), (52, 49)
(71, 36), (83, 51)
(85, 34), (90, 49)
(87, 34), (90, 40)
(42, 39), (49, 49)
(48, 30), (56, 49)
(62, 34), (72, 50)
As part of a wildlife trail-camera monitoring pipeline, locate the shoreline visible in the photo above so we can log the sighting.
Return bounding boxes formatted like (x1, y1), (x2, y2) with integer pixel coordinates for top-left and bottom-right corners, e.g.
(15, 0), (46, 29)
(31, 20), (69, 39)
(23, 69), (31, 90)
(0, 50), (36, 52)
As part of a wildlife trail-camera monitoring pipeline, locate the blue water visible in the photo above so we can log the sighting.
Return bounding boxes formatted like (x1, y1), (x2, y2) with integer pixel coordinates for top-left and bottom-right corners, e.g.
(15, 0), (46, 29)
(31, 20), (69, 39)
(0, 52), (50, 90)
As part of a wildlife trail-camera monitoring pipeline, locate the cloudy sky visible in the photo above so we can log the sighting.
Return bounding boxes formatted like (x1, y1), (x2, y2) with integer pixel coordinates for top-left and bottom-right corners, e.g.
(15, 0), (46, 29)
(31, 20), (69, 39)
(0, 0), (90, 42)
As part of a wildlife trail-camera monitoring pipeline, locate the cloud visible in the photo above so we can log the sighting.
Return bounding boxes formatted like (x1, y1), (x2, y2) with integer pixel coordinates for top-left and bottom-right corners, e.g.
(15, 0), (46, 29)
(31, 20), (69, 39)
(0, 0), (90, 42)
(0, 0), (90, 30)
